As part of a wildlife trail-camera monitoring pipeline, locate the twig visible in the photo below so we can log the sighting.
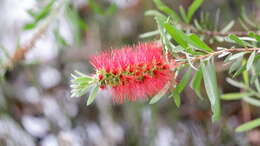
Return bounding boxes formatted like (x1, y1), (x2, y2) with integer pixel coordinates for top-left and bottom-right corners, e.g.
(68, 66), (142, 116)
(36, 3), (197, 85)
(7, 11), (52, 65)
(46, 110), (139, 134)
(181, 23), (260, 36)
(177, 48), (260, 66)
(4, 0), (64, 69)
(198, 31), (259, 37)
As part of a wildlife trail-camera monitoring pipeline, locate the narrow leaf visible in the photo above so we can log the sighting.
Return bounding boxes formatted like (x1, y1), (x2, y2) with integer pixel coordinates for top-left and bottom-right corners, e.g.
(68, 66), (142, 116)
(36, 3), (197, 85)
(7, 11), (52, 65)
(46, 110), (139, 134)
(221, 92), (252, 100)
(145, 10), (166, 19)
(187, 0), (204, 23)
(194, 19), (202, 30)
(248, 32), (260, 42)
(172, 92), (181, 107)
(190, 68), (203, 99)
(243, 96), (260, 107)
(87, 84), (99, 106)
(246, 51), (256, 71)
(23, 23), (37, 30)
(179, 6), (188, 23)
(218, 51), (230, 58)
(228, 34), (252, 47)
(174, 68), (192, 93)
(153, 0), (181, 22)
(236, 118), (260, 132)
(241, 7), (257, 28)
(233, 61), (246, 78)
(226, 78), (246, 88)
(229, 57), (242, 74)
(24, 0), (55, 30)
(149, 82), (171, 104)
(171, 68), (192, 107)
(220, 20), (235, 34)
(228, 52), (246, 61)
(239, 18), (249, 31)
(164, 23), (188, 48)
(201, 61), (221, 121)
(164, 23), (199, 55)
(139, 30), (160, 39)
(189, 34), (212, 52)
(35, 0), (55, 21)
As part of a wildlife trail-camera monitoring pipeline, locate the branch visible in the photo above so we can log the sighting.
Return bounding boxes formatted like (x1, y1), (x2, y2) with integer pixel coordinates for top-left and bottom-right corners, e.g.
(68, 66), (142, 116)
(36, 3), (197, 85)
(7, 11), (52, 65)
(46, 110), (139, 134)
(197, 31), (259, 37)
(177, 48), (260, 66)
(181, 23), (260, 37)
(3, 0), (64, 69)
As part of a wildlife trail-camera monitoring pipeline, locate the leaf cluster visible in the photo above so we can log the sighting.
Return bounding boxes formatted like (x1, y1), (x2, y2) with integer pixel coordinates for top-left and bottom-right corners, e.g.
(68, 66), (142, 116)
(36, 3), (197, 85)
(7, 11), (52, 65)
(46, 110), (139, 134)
(145, 0), (260, 132)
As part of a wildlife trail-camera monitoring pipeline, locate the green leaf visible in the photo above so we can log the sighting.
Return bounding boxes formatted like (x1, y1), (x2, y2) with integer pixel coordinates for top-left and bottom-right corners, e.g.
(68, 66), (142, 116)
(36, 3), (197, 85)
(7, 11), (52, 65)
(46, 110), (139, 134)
(241, 7), (257, 28)
(87, 84), (99, 106)
(187, 0), (204, 23)
(229, 57), (242, 74)
(246, 51), (256, 71)
(218, 51), (230, 58)
(239, 18), (249, 31)
(228, 34), (252, 47)
(149, 82), (171, 104)
(153, 0), (181, 22)
(145, 10), (166, 19)
(164, 23), (188, 49)
(235, 118), (260, 132)
(221, 92), (252, 100)
(224, 53), (233, 63)
(220, 20), (235, 34)
(255, 79), (260, 93)
(36, 0), (55, 21)
(172, 92), (181, 107)
(159, 23), (211, 54)
(233, 62), (246, 78)
(24, 0), (55, 30)
(27, 9), (38, 18)
(226, 78), (246, 88)
(255, 54), (260, 62)
(174, 68), (192, 93)
(70, 71), (95, 98)
(228, 52), (246, 61)
(243, 64), (249, 86)
(139, 30), (160, 39)
(190, 68), (203, 99)
(164, 23), (199, 55)
(23, 23), (37, 30)
(201, 61), (221, 121)
(164, 23), (188, 48)
(194, 19), (202, 30)
(248, 32), (260, 42)
(155, 16), (172, 54)
(179, 6), (188, 23)
(243, 96), (260, 107)
(189, 34), (212, 52)
(214, 9), (220, 30)
(171, 68), (192, 107)
(54, 28), (68, 47)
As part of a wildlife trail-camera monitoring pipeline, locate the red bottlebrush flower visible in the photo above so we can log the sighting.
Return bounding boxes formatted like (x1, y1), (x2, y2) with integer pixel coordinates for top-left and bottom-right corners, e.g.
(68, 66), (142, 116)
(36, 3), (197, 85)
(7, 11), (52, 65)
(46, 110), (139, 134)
(90, 42), (174, 103)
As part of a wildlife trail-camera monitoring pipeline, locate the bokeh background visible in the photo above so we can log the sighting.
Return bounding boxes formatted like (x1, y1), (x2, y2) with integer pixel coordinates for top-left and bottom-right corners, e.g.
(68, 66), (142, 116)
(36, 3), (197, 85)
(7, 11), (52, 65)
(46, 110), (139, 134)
(0, 0), (260, 146)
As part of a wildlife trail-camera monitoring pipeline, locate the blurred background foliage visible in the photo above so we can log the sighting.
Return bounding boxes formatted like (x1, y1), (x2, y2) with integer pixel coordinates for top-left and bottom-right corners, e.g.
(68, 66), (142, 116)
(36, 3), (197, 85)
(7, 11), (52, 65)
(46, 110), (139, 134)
(0, 0), (259, 146)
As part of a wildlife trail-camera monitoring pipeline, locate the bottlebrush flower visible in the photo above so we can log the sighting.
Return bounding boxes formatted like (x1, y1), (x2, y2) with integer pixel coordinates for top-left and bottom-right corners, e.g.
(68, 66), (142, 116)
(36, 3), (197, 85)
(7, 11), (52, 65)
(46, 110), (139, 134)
(90, 42), (175, 103)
